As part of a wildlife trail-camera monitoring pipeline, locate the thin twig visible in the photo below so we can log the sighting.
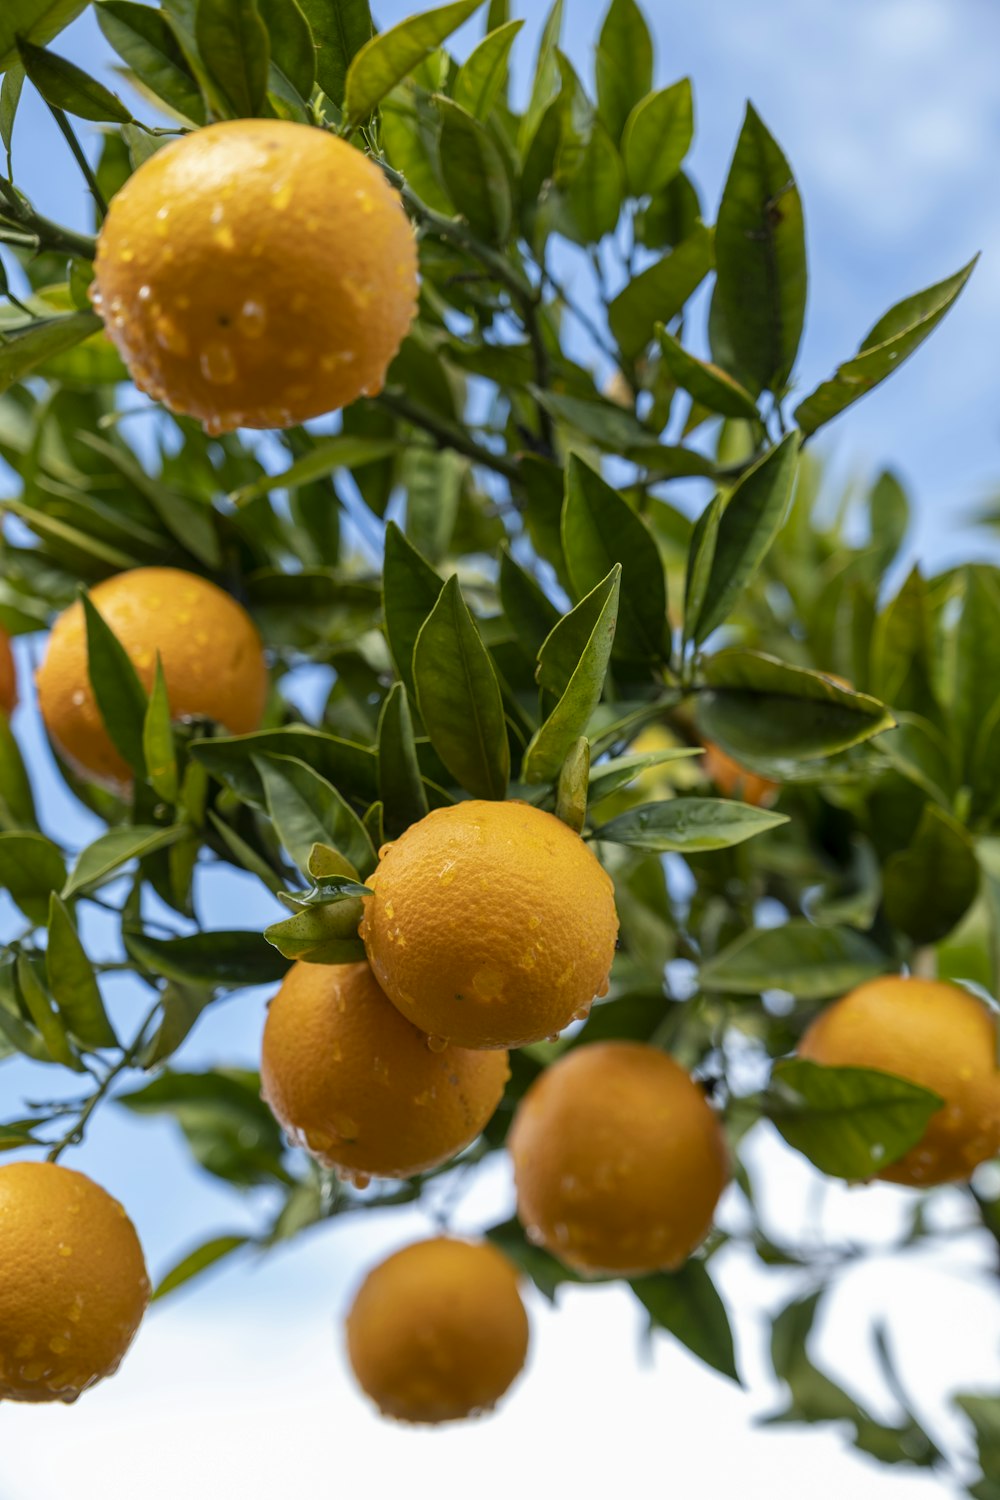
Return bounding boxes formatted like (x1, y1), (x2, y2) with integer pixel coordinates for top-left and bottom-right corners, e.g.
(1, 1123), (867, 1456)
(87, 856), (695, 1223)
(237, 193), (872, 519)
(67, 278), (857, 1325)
(46, 997), (162, 1162)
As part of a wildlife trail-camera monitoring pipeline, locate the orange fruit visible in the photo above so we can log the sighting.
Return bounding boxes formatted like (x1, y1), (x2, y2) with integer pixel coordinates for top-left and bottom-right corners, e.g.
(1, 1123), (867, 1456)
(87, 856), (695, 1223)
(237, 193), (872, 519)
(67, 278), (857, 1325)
(798, 975), (1000, 1186)
(91, 119), (418, 433)
(0, 627), (16, 716)
(702, 741), (777, 807)
(36, 566), (268, 787)
(509, 1041), (728, 1276)
(346, 1237), (529, 1423)
(0, 1161), (149, 1403)
(260, 961), (509, 1184)
(360, 800), (619, 1050)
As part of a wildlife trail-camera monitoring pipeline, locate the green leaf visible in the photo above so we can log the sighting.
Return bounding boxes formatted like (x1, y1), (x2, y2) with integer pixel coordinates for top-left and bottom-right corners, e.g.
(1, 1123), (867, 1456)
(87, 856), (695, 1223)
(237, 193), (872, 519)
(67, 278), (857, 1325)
(46, 894), (116, 1048)
(453, 17), (521, 118)
(143, 655), (178, 803)
(689, 434), (798, 643)
(254, 753), (375, 878)
(192, 726), (376, 807)
(594, 796), (786, 853)
(595, 0), (652, 144)
(587, 745), (703, 804)
(518, 0), (562, 153)
(498, 548), (560, 662)
(382, 521), (443, 702)
(63, 824), (186, 899)
(956, 1395), (1000, 1490)
(700, 919), (890, 998)
(141, 981), (214, 1066)
(715, 104), (806, 394)
(882, 804), (979, 945)
(413, 573), (509, 799)
(345, 0), (484, 126)
(257, 0), (314, 99)
(794, 258), (977, 436)
(949, 566), (1000, 783)
(522, 567), (620, 783)
(264, 897), (365, 963)
(436, 95), (512, 243)
(767, 1059), (944, 1181)
(125, 927), (290, 987)
(403, 447), (463, 565)
(485, 1216), (583, 1301)
(96, 1), (206, 123)
(17, 36), (133, 121)
(697, 650), (895, 763)
(80, 591), (149, 779)
(0, 0), (89, 75)
(0, 714), (38, 831)
(683, 491), (723, 648)
(232, 436), (397, 506)
(0, 313), (102, 396)
(73, 432), (222, 570)
(621, 78), (693, 195)
(296, 0), (371, 105)
(562, 455), (667, 663)
(118, 1067), (289, 1185)
(195, 0), (270, 118)
(153, 1233), (249, 1301)
(657, 325), (758, 421)
(1, 64), (24, 164)
(16, 954), (82, 1070)
(632, 1260), (739, 1382)
(554, 736), (589, 833)
(377, 682), (429, 838)
(0, 831), (66, 923)
(608, 224), (712, 360)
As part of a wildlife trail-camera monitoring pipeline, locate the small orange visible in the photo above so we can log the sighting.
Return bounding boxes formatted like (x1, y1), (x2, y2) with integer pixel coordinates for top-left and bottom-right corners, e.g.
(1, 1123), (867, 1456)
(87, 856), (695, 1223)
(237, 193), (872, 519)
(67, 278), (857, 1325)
(798, 975), (1000, 1186)
(36, 566), (268, 787)
(91, 119), (418, 432)
(702, 741), (777, 807)
(0, 1160), (150, 1403)
(346, 1237), (529, 1423)
(360, 800), (619, 1050)
(509, 1041), (728, 1276)
(260, 961), (509, 1183)
(0, 627), (16, 716)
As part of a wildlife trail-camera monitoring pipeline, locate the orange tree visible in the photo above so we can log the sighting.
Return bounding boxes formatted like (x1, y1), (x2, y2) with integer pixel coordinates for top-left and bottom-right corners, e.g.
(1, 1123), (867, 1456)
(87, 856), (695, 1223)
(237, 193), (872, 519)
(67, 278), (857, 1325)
(0, 0), (997, 1478)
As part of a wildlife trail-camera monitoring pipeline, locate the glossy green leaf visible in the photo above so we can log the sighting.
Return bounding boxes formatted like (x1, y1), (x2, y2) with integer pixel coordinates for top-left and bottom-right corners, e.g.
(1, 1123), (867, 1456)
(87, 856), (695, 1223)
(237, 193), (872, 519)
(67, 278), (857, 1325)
(377, 682), (428, 838)
(595, 0), (652, 143)
(454, 18), (521, 118)
(382, 521), (443, 702)
(683, 491), (724, 648)
(81, 590), (149, 778)
(264, 896), (366, 962)
(118, 1067), (289, 1185)
(414, 573), (509, 799)
(621, 78), (693, 195)
(700, 919), (890, 998)
(232, 436), (397, 506)
(141, 981), (214, 1066)
(697, 650), (895, 762)
(633, 1260), (739, 1382)
(767, 1059), (944, 1180)
(345, 0), (484, 125)
(557, 116), (625, 246)
(518, 0), (562, 153)
(143, 655), (178, 803)
(498, 548), (560, 662)
(254, 753), (375, 878)
(715, 104), (805, 394)
(18, 36), (133, 121)
(257, 0), (314, 98)
(403, 447), (463, 565)
(0, 64), (25, 164)
(0, 313), (102, 396)
(522, 567), (620, 783)
(594, 796), (786, 852)
(795, 258), (977, 436)
(689, 433), (798, 643)
(46, 893), (116, 1048)
(96, 1), (205, 123)
(192, 726), (377, 808)
(296, 0), (371, 104)
(0, 0), (89, 74)
(485, 1215), (583, 1301)
(125, 927), (290, 987)
(562, 455), (667, 663)
(437, 95), (512, 243)
(153, 1233), (250, 1300)
(17, 954), (82, 1069)
(882, 804), (979, 944)
(554, 736), (589, 832)
(195, 0), (270, 118)
(657, 325), (758, 421)
(0, 714), (38, 832)
(608, 224), (712, 360)
(63, 824), (186, 899)
(586, 745), (702, 804)
(0, 831), (66, 923)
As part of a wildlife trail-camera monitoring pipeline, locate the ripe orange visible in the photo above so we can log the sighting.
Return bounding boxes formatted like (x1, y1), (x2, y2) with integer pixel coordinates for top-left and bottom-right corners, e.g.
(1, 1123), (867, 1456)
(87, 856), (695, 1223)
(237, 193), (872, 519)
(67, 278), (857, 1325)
(702, 741), (777, 807)
(36, 566), (268, 787)
(260, 961), (509, 1183)
(798, 975), (1000, 1186)
(0, 627), (16, 716)
(346, 1237), (529, 1423)
(360, 800), (619, 1050)
(509, 1041), (728, 1276)
(0, 1161), (149, 1403)
(91, 120), (418, 433)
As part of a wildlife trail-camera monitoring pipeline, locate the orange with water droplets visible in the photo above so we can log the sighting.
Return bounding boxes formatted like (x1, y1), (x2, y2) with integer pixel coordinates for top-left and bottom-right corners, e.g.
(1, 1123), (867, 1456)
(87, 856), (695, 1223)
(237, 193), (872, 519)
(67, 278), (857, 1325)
(0, 1161), (149, 1404)
(36, 566), (268, 788)
(0, 627), (17, 717)
(509, 1042), (728, 1276)
(346, 1237), (529, 1424)
(798, 975), (1000, 1186)
(260, 961), (509, 1181)
(359, 800), (619, 1050)
(91, 119), (418, 433)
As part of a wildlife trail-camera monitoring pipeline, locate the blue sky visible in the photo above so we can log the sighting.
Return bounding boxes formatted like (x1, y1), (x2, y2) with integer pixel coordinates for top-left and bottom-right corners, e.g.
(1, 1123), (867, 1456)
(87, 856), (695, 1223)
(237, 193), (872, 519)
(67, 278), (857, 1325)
(2, 1), (999, 1494)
